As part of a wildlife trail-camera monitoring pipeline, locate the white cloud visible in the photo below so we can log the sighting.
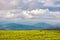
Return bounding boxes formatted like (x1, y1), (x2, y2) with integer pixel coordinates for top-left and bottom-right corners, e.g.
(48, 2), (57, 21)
(22, 11), (33, 19)
(23, 0), (32, 4)
(9, 0), (18, 6)
(0, 0), (60, 10)
(0, 0), (20, 10)
(0, 0), (60, 20)
(4, 12), (14, 18)
(50, 12), (60, 19)
(0, 9), (49, 19)
(0, 0), (59, 10)
(21, 9), (60, 19)
(30, 9), (49, 15)
(0, 9), (60, 20)
(44, 0), (60, 7)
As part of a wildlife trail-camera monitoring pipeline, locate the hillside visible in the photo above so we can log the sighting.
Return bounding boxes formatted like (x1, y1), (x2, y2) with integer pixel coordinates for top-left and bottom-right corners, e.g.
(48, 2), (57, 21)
(0, 23), (60, 30)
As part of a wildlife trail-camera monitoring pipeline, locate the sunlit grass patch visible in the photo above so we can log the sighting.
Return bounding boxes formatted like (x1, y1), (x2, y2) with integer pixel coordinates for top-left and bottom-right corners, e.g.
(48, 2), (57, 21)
(0, 30), (60, 40)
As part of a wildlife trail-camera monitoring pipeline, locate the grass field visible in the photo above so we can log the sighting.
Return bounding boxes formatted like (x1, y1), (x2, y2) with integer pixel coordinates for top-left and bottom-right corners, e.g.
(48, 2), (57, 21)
(0, 30), (60, 40)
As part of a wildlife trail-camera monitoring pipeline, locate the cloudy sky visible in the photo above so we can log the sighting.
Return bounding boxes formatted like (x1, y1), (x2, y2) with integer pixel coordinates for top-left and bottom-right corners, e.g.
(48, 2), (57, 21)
(0, 0), (60, 23)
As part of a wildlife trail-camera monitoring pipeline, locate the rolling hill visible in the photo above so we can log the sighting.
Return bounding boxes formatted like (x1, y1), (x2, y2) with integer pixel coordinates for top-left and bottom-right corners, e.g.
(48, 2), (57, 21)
(0, 22), (55, 30)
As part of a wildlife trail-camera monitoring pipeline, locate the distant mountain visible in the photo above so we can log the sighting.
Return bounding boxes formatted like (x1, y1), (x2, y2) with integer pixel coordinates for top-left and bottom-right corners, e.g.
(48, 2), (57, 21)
(52, 23), (60, 30)
(0, 23), (35, 30)
(55, 23), (60, 27)
(34, 23), (54, 29)
(0, 23), (57, 30)
(45, 23), (60, 30)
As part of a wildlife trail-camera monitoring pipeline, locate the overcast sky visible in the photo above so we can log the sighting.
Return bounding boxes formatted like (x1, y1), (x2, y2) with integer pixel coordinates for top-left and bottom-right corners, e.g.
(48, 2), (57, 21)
(0, 0), (60, 22)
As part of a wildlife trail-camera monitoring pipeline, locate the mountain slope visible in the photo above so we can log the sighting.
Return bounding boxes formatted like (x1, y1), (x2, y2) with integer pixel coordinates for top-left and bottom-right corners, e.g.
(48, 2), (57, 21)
(0, 23), (55, 30)
(0, 23), (35, 30)
(34, 23), (54, 29)
(52, 23), (60, 30)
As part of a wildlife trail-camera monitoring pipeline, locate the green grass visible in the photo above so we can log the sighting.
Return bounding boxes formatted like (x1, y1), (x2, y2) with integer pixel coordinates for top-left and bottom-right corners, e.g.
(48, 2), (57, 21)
(0, 30), (60, 40)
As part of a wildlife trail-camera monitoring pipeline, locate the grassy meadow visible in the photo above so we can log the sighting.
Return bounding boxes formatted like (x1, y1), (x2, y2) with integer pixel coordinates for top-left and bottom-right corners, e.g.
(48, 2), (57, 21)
(0, 30), (60, 40)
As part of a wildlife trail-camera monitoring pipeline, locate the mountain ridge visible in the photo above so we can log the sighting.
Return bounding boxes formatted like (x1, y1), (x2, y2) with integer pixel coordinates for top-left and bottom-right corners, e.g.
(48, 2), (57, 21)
(0, 23), (60, 30)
